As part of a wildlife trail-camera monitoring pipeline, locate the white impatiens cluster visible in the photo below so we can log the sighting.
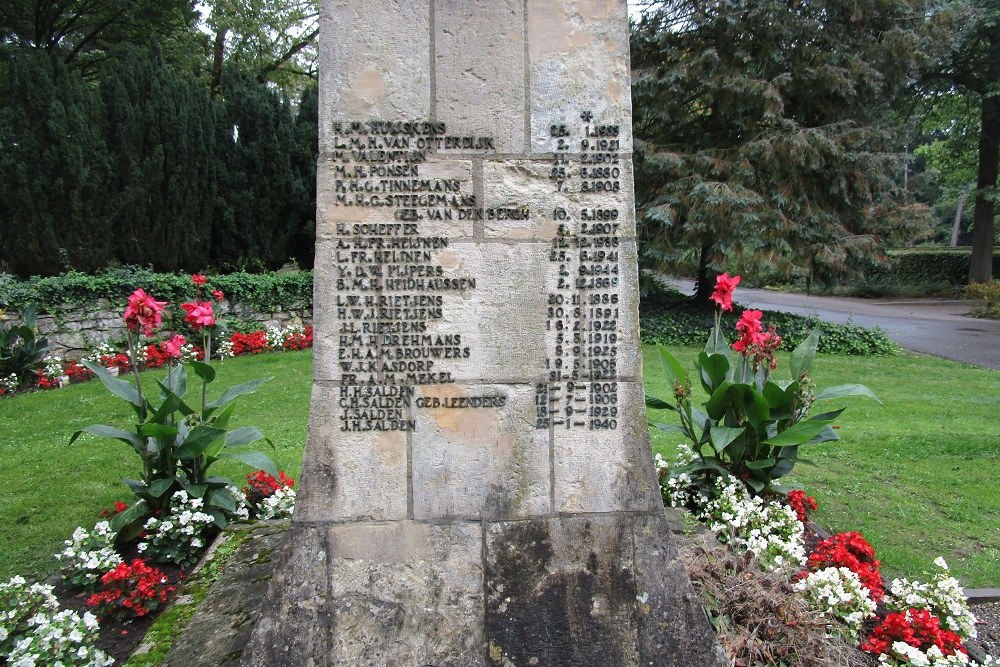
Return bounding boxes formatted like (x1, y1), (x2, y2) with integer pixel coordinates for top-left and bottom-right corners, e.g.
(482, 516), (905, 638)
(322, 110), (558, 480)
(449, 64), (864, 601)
(794, 567), (877, 641)
(257, 485), (296, 520)
(876, 642), (972, 667)
(655, 446), (805, 570)
(216, 339), (235, 360)
(82, 342), (116, 365)
(699, 476), (806, 570)
(266, 323), (306, 350)
(0, 576), (113, 666)
(40, 354), (64, 380)
(54, 521), (122, 589)
(0, 373), (18, 393)
(886, 558), (979, 641)
(139, 491), (215, 567)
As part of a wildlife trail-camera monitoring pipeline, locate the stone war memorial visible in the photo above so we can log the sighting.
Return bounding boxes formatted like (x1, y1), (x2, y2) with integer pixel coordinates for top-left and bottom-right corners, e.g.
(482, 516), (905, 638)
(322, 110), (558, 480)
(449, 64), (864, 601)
(243, 1), (725, 664)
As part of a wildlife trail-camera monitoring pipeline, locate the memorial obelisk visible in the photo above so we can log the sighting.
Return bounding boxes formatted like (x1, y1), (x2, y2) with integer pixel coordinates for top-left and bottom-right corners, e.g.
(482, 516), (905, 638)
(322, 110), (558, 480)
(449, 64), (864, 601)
(243, 1), (726, 664)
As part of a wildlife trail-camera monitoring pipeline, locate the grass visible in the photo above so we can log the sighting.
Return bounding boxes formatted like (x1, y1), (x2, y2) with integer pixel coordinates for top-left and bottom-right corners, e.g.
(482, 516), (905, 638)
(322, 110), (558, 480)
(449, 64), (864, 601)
(1, 346), (997, 589)
(645, 345), (1000, 588)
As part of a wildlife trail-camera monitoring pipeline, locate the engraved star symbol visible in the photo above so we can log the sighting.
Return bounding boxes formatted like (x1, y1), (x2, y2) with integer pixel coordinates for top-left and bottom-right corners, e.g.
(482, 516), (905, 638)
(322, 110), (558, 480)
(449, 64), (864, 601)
(580, 110), (593, 122)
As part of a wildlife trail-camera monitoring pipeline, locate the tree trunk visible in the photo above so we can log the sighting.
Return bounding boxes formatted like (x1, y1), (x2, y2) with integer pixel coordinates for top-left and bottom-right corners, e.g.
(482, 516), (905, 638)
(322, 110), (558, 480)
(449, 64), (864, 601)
(210, 27), (228, 99)
(694, 241), (715, 306)
(951, 191), (968, 247)
(969, 95), (999, 283)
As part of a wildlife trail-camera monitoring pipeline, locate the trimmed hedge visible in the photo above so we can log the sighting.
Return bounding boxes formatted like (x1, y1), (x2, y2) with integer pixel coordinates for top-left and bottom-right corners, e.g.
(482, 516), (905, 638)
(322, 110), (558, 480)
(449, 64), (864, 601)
(639, 296), (900, 357)
(0, 268), (312, 316)
(865, 248), (1000, 287)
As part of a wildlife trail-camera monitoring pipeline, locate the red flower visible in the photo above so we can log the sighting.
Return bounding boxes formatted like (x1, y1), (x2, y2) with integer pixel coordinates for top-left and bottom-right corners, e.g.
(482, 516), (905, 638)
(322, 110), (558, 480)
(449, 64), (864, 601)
(191, 274), (207, 286)
(212, 288), (225, 301)
(808, 531), (884, 601)
(732, 309), (764, 353)
(230, 331), (268, 355)
(87, 558), (174, 621)
(181, 301), (215, 329)
(123, 289), (167, 337)
(863, 609), (966, 658)
(787, 490), (818, 523)
(245, 469), (295, 497)
(710, 273), (741, 312)
(164, 334), (187, 359)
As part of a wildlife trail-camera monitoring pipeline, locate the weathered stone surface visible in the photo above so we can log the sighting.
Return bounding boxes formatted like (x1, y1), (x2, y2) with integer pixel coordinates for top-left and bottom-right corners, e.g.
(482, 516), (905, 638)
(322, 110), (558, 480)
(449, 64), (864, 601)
(484, 513), (728, 667)
(553, 381), (659, 513)
(411, 383), (550, 519)
(434, 0), (526, 154)
(325, 521), (485, 666)
(162, 524), (289, 667)
(241, 525), (330, 666)
(318, 0), (431, 153)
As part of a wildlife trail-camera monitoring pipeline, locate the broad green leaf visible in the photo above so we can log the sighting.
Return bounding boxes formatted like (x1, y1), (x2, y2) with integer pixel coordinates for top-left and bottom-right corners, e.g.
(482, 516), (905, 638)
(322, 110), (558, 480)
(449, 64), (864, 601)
(697, 351), (730, 394)
(204, 377), (272, 415)
(704, 326), (730, 356)
(745, 477), (765, 493)
(790, 328), (820, 378)
(705, 381), (734, 419)
(189, 360), (217, 384)
(810, 408), (846, 422)
(745, 458), (776, 470)
(158, 379), (197, 417)
(212, 402), (237, 430)
(122, 478), (148, 496)
(762, 381), (787, 409)
(218, 450), (279, 479)
(207, 490), (236, 513)
(81, 360), (144, 409)
(149, 392), (181, 424)
(207, 508), (228, 528)
(740, 387), (771, 432)
(645, 397), (675, 410)
(139, 423), (178, 441)
(184, 484), (208, 498)
(656, 344), (687, 389)
(148, 477), (175, 499)
(175, 426), (227, 459)
(224, 426), (267, 449)
(110, 500), (149, 534)
(807, 425), (841, 445)
(764, 419), (833, 447)
(815, 384), (882, 404)
(709, 426), (745, 453)
(70, 424), (141, 453)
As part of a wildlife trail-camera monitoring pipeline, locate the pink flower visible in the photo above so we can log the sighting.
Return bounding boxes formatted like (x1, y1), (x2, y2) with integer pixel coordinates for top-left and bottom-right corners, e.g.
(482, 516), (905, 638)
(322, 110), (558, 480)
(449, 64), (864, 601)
(123, 289), (167, 337)
(212, 289), (225, 302)
(181, 301), (215, 329)
(191, 274), (207, 286)
(164, 335), (187, 359)
(710, 273), (741, 312)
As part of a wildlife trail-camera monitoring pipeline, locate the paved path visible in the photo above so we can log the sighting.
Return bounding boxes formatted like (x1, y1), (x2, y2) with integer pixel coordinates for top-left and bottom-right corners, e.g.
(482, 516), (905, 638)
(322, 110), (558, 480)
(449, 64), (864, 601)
(665, 278), (1000, 371)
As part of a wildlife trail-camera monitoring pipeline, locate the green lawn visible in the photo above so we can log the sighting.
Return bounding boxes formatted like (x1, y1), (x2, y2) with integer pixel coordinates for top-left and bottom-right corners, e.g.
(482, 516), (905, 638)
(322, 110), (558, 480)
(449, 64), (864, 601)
(645, 345), (1000, 588)
(1, 347), (998, 589)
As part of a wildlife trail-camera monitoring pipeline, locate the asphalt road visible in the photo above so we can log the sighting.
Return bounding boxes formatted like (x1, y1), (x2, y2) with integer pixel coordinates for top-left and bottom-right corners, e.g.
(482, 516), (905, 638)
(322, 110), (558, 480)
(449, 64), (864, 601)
(666, 279), (1000, 371)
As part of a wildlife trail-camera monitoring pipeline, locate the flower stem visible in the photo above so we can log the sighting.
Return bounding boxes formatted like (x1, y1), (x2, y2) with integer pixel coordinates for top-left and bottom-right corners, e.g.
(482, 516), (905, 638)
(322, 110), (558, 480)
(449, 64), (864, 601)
(125, 329), (146, 421)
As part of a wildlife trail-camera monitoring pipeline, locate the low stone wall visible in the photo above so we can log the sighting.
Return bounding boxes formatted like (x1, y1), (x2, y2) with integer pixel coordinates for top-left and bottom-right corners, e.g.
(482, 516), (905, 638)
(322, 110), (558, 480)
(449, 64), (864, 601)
(7, 301), (313, 358)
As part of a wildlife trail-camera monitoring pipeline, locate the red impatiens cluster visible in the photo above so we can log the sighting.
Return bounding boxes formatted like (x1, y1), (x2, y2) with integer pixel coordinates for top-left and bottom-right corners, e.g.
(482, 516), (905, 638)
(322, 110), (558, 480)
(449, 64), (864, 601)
(786, 490), (818, 523)
(231, 330), (269, 355)
(86, 558), (175, 620)
(807, 531), (885, 601)
(245, 470), (295, 498)
(283, 326), (314, 351)
(862, 608), (967, 659)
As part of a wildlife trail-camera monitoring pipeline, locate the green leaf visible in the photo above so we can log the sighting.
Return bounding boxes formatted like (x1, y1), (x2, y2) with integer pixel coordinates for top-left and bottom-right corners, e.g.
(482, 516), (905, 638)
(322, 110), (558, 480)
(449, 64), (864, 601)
(709, 426), (745, 453)
(697, 351), (730, 394)
(815, 384), (882, 404)
(122, 478), (148, 496)
(81, 360), (144, 410)
(212, 402), (237, 429)
(149, 392), (181, 424)
(110, 500), (149, 534)
(645, 397), (675, 410)
(745, 458), (776, 470)
(184, 484), (209, 498)
(204, 377), (272, 416)
(207, 490), (236, 512)
(808, 425), (841, 444)
(704, 327), (730, 356)
(148, 477), (176, 499)
(656, 344), (688, 389)
(139, 423), (178, 441)
(218, 450), (279, 479)
(175, 426), (227, 459)
(762, 381), (788, 409)
(189, 360), (217, 384)
(790, 328), (820, 378)
(70, 424), (141, 453)
(705, 381), (734, 419)
(764, 419), (834, 447)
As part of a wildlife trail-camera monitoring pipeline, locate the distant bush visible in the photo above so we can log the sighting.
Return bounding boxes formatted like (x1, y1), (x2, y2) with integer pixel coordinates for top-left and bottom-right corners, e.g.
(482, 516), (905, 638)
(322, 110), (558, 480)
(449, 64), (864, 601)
(966, 280), (1000, 320)
(639, 296), (899, 357)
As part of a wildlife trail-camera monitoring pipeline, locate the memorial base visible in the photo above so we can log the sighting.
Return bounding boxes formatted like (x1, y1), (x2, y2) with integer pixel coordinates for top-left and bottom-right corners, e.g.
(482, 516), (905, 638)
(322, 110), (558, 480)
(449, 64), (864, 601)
(241, 511), (726, 667)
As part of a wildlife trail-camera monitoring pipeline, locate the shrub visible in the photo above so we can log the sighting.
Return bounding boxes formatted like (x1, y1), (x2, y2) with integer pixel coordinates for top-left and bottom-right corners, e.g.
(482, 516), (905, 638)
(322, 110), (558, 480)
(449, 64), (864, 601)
(966, 280), (1000, 319)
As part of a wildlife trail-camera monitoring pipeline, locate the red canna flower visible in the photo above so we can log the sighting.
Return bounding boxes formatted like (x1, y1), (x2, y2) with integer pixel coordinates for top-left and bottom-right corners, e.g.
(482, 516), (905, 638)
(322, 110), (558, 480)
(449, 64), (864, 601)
(710, 273), (741, 312)
(181, 301), (215, 329)
(164, 334), (187, 359)
(212, 288), (225, 301)
(191, 274), (207, 286)
(123, 289), (167, 337)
